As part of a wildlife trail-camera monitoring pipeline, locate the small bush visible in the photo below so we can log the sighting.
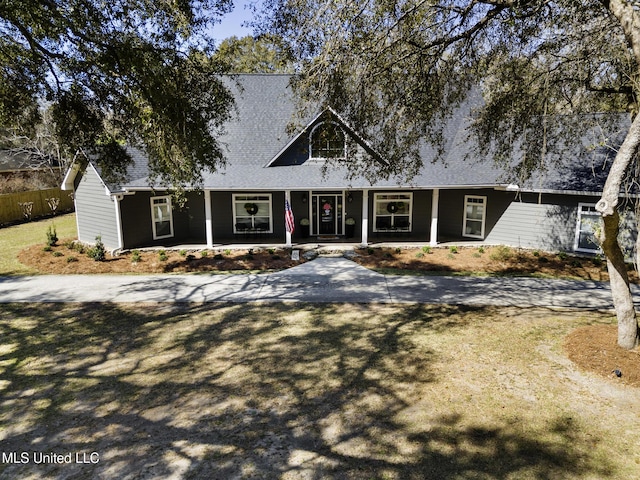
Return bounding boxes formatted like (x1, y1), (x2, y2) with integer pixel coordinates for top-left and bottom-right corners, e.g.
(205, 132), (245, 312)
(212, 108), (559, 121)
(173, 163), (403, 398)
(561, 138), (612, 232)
(557, 252), (568, 261)
(200, 250), (209, 258)
(268, 248), (275, 255)
(131, 250), (141, 263)
(415, 252), (425, 259)
(490, 245), (513, 262)
(422, 246), (432, 254)
(571, 259), (582, 267)
(367, 248), (375, 255)
(532, 250), (540, 257)
(158, 250), (168, 262)
(87, 236), (106, 262)
(52, 251), (63, 257)
(43, 245), (52, 252)
(224, 249), (231, 256)
(395, 247), (402, 254)
(74, 243), (86, 254)
(592, 255), (603, 266)
(66, 256), (78, 263)
(46, 225), (58, 247)
(179, 249), (187, 257)
(383, 252), (393, 259)
(449, 245), (458, 254)
(538, 256), (549, 263)
(477, 246), (485, 254)
(63, 240), (75, 250)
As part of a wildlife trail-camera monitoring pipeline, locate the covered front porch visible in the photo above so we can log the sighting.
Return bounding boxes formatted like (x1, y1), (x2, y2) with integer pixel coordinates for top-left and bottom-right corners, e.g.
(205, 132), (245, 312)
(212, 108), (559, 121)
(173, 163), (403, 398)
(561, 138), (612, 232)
(201, 188), (447, 249)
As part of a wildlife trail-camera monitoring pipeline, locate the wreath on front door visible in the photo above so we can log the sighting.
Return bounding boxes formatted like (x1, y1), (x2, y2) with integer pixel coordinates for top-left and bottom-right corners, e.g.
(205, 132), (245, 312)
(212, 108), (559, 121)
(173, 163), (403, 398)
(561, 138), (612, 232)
(244, 203), (259, 215)
(387, 202), (398, 213)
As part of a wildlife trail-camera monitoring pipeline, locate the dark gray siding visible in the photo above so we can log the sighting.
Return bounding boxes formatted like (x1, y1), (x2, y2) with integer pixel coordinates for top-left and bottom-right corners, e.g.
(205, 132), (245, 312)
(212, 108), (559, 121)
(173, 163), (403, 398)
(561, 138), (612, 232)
(74, 165), (120, 249)
(120, 191), (207, 249)
(367, 189), (432, 241)
(210, 191), (287, 243)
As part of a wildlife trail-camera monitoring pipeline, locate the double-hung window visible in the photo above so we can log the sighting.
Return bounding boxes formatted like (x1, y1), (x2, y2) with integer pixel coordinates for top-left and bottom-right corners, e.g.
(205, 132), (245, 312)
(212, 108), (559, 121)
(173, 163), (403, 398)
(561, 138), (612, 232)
(233, 194), (273, 233)
(151, 196), (174, 240)
(574, 203), (602, 253)
(463, 195), (486, 239)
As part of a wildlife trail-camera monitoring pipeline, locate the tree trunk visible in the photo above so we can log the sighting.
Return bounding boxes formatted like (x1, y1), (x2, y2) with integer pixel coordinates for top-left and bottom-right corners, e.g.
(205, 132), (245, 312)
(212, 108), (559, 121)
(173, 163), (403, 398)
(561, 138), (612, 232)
(595, 113), (640, 350)
(599, 212), (639, 349)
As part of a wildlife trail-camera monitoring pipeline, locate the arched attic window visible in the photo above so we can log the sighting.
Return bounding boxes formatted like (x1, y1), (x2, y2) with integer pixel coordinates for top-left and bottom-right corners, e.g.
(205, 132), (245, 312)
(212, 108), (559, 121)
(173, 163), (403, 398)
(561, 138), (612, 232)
(309, 121), (346, 161)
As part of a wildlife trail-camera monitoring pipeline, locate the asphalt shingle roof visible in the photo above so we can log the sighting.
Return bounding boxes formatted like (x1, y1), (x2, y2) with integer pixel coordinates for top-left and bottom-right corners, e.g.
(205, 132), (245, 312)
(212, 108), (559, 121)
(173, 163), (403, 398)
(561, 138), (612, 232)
(111, 74), (623, 195)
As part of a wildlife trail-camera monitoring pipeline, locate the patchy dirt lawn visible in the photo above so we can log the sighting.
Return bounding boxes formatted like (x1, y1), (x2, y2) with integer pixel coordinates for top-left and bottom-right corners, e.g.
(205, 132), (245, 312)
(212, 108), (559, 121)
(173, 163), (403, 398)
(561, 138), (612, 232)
(15, 241), (640, 401)
(0, 303), (638, 479)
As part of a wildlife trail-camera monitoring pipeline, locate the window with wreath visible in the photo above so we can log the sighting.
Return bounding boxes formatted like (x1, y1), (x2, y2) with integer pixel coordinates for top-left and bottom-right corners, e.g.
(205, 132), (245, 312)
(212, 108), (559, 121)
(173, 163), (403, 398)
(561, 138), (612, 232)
(309, 121), (346, 160)
(233, 194), (272, 233)
(151, 196), (174, 240)
(373, 193), (412, 231)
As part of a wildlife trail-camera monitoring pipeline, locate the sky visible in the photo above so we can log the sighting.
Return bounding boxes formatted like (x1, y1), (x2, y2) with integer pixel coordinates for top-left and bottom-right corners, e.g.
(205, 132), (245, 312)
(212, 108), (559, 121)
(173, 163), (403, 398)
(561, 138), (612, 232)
(212, 0), (258, 43)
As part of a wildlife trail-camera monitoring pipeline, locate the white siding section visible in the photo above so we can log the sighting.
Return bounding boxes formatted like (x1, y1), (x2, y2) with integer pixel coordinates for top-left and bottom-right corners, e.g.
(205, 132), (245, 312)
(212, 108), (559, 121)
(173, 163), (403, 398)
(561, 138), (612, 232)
(74, 165), (120, 249)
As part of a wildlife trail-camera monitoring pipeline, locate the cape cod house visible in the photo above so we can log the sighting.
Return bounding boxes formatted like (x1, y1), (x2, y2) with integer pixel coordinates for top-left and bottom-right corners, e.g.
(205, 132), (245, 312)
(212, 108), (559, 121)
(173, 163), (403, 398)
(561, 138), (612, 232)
(61, 74), (638, 255)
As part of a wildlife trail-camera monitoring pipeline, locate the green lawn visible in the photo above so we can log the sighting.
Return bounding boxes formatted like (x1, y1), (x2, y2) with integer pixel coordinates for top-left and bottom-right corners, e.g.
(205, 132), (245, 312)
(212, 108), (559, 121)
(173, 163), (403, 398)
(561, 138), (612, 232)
(0, 302), (636, 479)
(0, 213), (76, 275)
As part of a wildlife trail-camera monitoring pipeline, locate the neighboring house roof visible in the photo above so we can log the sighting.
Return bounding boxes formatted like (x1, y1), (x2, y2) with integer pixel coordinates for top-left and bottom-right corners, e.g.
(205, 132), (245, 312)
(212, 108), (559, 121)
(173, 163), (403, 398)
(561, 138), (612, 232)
(63, 74), (628, 196)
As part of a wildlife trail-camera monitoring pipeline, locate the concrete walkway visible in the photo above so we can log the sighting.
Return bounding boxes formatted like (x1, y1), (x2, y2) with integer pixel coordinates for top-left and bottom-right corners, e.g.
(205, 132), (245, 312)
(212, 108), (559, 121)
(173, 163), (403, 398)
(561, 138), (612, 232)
(1, 256), (638, 308)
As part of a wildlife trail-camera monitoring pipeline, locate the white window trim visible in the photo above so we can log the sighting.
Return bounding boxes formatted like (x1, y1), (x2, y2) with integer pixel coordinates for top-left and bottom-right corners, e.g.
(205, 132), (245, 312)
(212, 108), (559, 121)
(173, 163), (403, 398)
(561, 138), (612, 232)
(308, 121), (346, 161)
(232, 193), (273, 234)
(574, 203), (602, 254)
(372, 192), (413, 232)
(462, 195), (486, 239)
(150, 195), (174, 240)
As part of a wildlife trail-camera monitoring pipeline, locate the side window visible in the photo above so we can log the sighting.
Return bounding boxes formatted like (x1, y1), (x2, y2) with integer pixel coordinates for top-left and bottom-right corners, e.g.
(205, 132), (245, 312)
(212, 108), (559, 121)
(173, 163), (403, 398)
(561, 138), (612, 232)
(574, 203), (602, 253)
(151, 196), (174, 240)
(309, 122), (346, 160)
(463, 195), (486, 239)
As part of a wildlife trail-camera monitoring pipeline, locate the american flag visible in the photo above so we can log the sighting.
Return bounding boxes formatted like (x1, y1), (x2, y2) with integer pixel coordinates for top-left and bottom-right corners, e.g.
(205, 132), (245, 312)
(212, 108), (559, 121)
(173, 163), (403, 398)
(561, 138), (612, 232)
(285, 199), (295, 234)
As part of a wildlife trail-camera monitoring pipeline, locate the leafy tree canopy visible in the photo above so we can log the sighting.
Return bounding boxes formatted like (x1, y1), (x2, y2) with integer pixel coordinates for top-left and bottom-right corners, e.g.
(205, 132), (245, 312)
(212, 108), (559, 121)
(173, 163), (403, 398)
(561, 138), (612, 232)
(257, 0), (640, 349)
(257, 0), (637, 182)
(213, 34), (295, 73)
(0, 0), (235, 186)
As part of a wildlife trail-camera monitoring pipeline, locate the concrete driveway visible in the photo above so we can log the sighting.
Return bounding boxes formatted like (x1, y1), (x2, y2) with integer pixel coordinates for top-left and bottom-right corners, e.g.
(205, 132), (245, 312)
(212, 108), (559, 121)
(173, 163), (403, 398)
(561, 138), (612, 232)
(1, 256), (638, 308)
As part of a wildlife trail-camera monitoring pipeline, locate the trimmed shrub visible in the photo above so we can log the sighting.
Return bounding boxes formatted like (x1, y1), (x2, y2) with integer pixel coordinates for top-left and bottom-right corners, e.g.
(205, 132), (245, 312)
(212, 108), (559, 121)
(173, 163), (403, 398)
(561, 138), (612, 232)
(46, 225), (58, 247)
(87, 236), (106, 262)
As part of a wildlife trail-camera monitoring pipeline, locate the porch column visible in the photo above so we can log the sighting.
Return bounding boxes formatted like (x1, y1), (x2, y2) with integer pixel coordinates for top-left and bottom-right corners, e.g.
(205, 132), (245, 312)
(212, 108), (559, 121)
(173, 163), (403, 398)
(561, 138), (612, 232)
(113, 194), (124, 251)
(361, 189), (369, 246)
(430, 188), (439, 247)
(285, 190), (292, 247)
(204, 190), (214, 248)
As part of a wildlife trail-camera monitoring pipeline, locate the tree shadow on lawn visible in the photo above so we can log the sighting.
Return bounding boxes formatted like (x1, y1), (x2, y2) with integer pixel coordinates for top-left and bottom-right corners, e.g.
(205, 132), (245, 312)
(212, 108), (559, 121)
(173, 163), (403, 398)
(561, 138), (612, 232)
(0, 303), (616, 479)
